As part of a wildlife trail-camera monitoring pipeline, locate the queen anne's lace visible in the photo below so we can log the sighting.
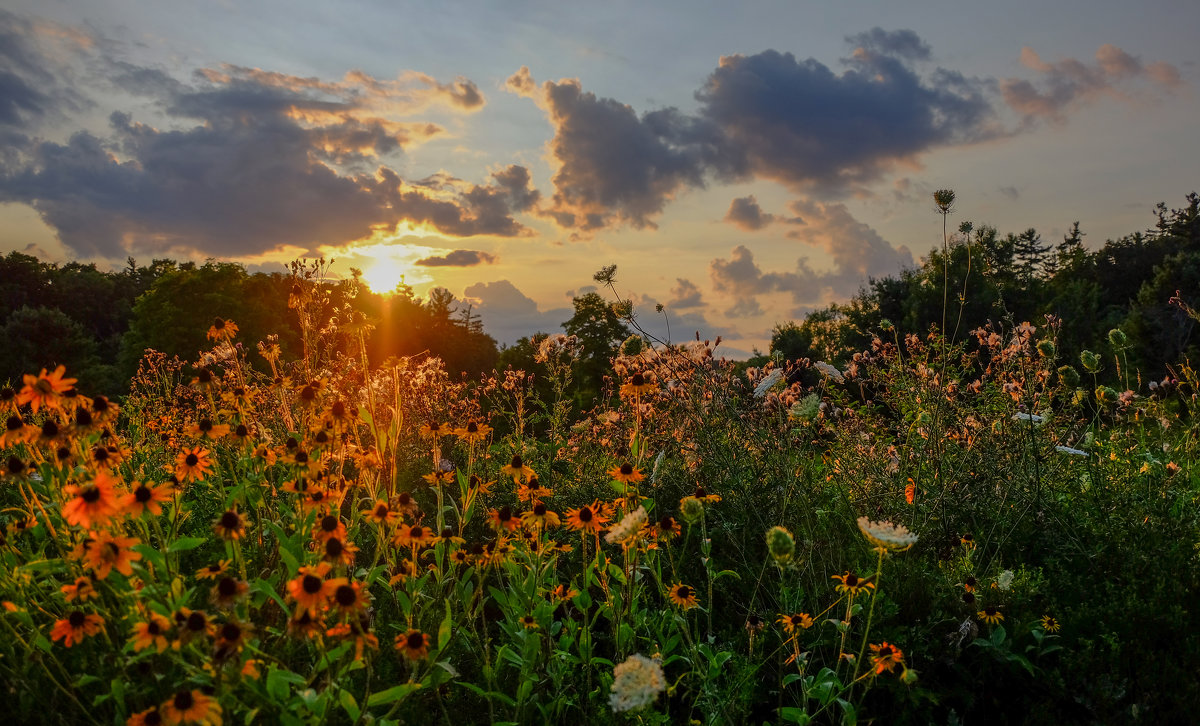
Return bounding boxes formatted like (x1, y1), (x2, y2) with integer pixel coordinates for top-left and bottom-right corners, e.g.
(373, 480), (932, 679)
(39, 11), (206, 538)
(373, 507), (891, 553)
(609, 654), (665, 713)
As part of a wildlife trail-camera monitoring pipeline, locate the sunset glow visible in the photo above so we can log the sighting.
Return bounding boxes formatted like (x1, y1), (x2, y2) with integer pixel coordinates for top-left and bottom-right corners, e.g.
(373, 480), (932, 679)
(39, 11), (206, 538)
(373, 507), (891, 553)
(361, 255), (410, 294)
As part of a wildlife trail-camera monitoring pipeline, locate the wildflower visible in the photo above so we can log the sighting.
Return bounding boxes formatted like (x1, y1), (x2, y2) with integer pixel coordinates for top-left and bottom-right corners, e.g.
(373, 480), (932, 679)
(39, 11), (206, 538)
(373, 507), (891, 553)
(418, 421), (452, 440)
(85, 530), (142, 579)
(996, 570), (1015, 590)
(646, 514), (680, 541)
(608, 462), (644, 484)
(50, 610), (104, 647)
(521, 502), (560, 530)
(963, 576), (977, 593)
(1040, 615), (1060, 633)
(212, 509), (247, 541)
(214, 619), (252, 662)
(609, 654), (666, 713)
(313, 513), (346, 544)
(364, 500), (399, 527)
(619, 372), (657, 398)
(2, 454), (30, 482)
(393, 524), (433, 548)
(174, 447), (213, 484)
(753, 369), (784, 398)
(777, 612), (814, 634)
(789, 394), (821, 422)
(287, 563), (335, 615)
(196, 560), (232, 580)
(321, 536), (359, 567)
(960, 533), (975, 549)
(905, 478), (916, 504)
(1055, 445), (1088, 457)
(679, 496), (704, 524)
(766, 526), (795, 565)
(129, 612), (173, 653)
(1057, 365), (1081, 387)
(668, 582), (699, 609)
(978, 606), (1004, 625)
(0, 414), (33, 447)
(691, 485), (721, 504)
(207, 316), (239, 342)
(326, 618), (378, 661)
(1012, 412), (1045, 425)
(565, 501), (610, 534)
(210, 576), (250, 609)
(17, 365), (77, 414)
(605, 505), (647, 545)
(517, 476), (553, 503)
(61, 576), (97, 603)
(520, 614), (539, 629)
(813, 361), (845, 383)
(160, 689), (221, 726)
(1079, 350), (1101, 373)
(62, 471), (122, 529)
(395, 629), (430, 660)
(327, 579), (370, 617)
(123, 481), (172, 517)
(549, 584), (579, 604)
(393, 492), (419, 518)
(126, 706), (165, 726)
(287, 610), (325, 639)
(832, 571), (875, 596)
(488, 506), (521, 533)
(869, 642), (905, 675)
(501, 454), (535, 483)
(454, 419), (492, 444)
(857, 517), (918, 552)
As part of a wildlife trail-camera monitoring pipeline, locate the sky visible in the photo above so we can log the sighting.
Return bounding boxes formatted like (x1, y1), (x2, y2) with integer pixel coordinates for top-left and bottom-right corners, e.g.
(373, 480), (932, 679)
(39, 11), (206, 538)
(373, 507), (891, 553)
(0, 1), (1195, 356)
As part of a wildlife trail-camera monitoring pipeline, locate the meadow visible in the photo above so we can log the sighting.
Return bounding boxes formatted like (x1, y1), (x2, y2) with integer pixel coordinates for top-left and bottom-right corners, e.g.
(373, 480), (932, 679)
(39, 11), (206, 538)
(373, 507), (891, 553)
(2, 245), (1199, 725)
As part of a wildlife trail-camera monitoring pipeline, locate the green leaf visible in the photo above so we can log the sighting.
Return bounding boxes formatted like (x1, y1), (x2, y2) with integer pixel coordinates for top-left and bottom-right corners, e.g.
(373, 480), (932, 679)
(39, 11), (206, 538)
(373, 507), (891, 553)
(367, 683), (421, 707)
(169, 536), (207, 554)
(252, 578), (288, 614)
(779, 706), (810, 724)
(438, 600), (453, 651)
(132, 544), (167, 573)
(339, 690), (360, 721)
(266, 667), (306, 702)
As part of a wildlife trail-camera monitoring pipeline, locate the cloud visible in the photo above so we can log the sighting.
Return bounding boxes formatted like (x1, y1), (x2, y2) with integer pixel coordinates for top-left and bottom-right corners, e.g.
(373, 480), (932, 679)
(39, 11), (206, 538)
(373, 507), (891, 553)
(0, 29), (531, 260)
(0, 11), (89, 131)
(505, 66), (538, 99)
(415, 249), (496, 267)
(666, 277), (704, 308)
(844, 27), (931, 62)
(724, 195), (792, 230)
(998, 185), (1019, 200)
(462, 279), (570, 345)
(1000, 44), (1182, 122)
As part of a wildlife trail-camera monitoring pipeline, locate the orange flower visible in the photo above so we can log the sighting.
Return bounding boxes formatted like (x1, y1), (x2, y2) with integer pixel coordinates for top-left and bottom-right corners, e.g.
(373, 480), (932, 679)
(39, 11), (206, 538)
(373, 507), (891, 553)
(500, 454), (535, 483)
(210, 576), (250, 609)
(668, 583), (699, 609)
(61, 576), (97, 603)
(129, 612), (173, 653)
(454, 419), (492, 444)
(17, 365), (77, 414)
(50, 610), (104, 647)
(287, 563), (334, 615)
(173, 608), (214, 644)
(84, 530), (142, 579)
(392, 523), (433, 548)
(123, 481), (172, 517)
(0, 414), (34, 447)
(565, 501), (610, 535)
(62, 470), (122, 529)
(320, 536), (359, 567)
(326, 619), (378, 661)
(395, 629), (430, 660)
(196, 560), (232, 580)
(777, 612), (815, 634)
(520, 502), (560, 531)
(206, 316), (239, 342)
(186, 418), (230, 441)
(160, 689), (222, 725)
(869, 642), (905, 675)
(832, 571), (875, 596)
(487, 506), (521, 533)
(326, 579), (370, 617)
(313, 513), (347, 544)
(608, 462), (644, 484)
(174, 447), (214, 484)
(363, 500), (399, 527)
(619, 371), (656, 398)
(212, 509), (247, 541)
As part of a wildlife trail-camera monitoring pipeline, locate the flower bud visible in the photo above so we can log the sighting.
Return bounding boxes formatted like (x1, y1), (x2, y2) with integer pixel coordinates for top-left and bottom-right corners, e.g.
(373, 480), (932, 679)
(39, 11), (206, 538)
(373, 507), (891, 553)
(1057, 365), (1080, 387)
(1036, 339), (1056, 358)
(1080, 350), (1101, 373)
(766, 526), (795, 565)
(680, 496), (704, 524)
(1107, 328), (1128, 348)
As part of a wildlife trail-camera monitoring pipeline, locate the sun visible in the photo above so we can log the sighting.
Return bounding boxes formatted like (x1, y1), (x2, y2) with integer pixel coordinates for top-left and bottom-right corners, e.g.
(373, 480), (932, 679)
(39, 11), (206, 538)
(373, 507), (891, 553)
(361, 257), (409, 294)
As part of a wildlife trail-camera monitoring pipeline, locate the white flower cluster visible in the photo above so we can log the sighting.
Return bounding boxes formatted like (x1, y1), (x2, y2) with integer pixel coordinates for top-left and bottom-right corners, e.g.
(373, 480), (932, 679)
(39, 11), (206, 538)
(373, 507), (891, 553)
(534, 334), (580, 363)
(753, 369), (784, 398)
(857, 516), (919, 551)
(996, 570), (1015, 590)
(1055, 445), (1088, 457)
(609, 654), (666, 713)
(813, 361), (845, 383)
(604, 505), (647, 545)
(1012, 412), (1045, 425)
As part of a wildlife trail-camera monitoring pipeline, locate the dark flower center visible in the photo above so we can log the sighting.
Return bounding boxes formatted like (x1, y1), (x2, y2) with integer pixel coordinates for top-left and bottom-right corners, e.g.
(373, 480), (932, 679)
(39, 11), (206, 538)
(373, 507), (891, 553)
(147, 620), (162, 635)
(294, 451), (308, 464)
(466, 422), (478, 433)
(320, 515), (338, 532)
(41, 421), (58, 438)
(56, 446), (71, 460)
(676, 585), (692, 599)
(694, 486), (707, 498)
(134, 485), (152, 502)
(846, 574), (859, 586)
(93, 396), (109, 413)
(441, 527), (453, 538)
(92, 447), (108, 462)
(620, 463), (633, 475)
(76, 409), (93, 427)
(0, 387), (13, 401)
(578, 507), (593, 522)
(331, 401), (346, 417)
(285, 437), (298, 450)
(173, 691), (194, 710)
(374, 504), (389, 517)
(878, 645), (894, 657)
(534, 503), (547, 516)
(5, 415), (21, 432)
(659, 516), (674, 530)
(185, 453), (199, 467)
(221, 623), (241, 641)
(335, 585), (356, 606)
(197, 369), (213, 383)
(300, 386), (317, 401)
(962, 592), (976, 604)
(498, 506), (512, 521)
(143, 711), (162, 726)
(82, 487), (101, 503)
(198, 419), (213, 432)
(631, 373), (645, 386)
(186, 612), (207, 631)
(410, 526), (422, 538)
(219, 512), (240, 530)
(406, 632), (424, 649)
(68, 611), (86, 627)
(510, 455), (523, 469)
(325, 539), (343, 557)
(397, 493), (412, 506)
(302, 575), (323, 594)
(218, 577), (238, 597)
(235, 424), (249, 437)
(212, 317), (226, 330)
(314, 431), (329, 445)
(6, 457), (23, 475)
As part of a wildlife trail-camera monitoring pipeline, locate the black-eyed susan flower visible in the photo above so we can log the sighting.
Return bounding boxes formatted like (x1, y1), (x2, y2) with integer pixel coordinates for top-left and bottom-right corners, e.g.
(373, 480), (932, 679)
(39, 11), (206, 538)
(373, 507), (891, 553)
(454, 419), (493, 444)
(393, 524), (433, 548)
(395, 629), (430, 660)
(565, 501), (609, 535)
(207, 316), (239, 342)
(422, 469), (454, 487)
(287, 563), (334, 615)
(646, 514), (680, 541)
(488, 506), (521, 533)
(832, 571), (875, 596)
(160, 689), (221, 726)
(608, 462), (644, 484)
(692, 485), (721, 503)
(129, 612), (173, 653)
(418, 421), (452, 440)
(320, 536), (359, 567)
(50, 610), (104, 647)
(212, 509), (247, 541)
(777, 612), (814, 634)
(62, 471), (121, 529)
(84, 530), (142, 580)
(123, 481), (172, 518)
(214, 618), (252, 659)
(520, 502), (560, 531)
(126, 706), (164, 726)
(517, 477), (552, 503)
(196, 560), (231, 580)
(963, 575), (977, 593)
(868, 642), (905, 675)
(326, 618), (378, 661)
(501, 454), (535, 483)
(174, 446), (213, 484)
(393, 492), (419, 518)
(1040, 615), (1060, 633)
(210, 576), (250, 609)
(174, 608), (214, 645)
(287, 609), (325, 639)
(186, 418), (229, 441)
(364, 500), (399, 527)
(0, 414), (33, 447)
(313, 513), (346, 544)
(17, 365), (76, 414)
(978, 606), (1004, 625)
(619, 371), (656, 398)
(61, 576), (97, 603)
(668, 583), (699, 609)
(520, 614), (539, 629)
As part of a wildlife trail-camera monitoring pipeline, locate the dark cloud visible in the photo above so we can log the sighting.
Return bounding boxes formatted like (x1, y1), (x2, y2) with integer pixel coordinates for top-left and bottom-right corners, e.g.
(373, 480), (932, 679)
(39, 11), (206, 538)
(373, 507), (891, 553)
(0, 37), (529, 259)
(1000, 44), (1182, 122)
(844, 28), (931, 62)
(416, 249), (497, 267)
(724, 195), (787, 231)
(0, 11), (88, 129)
(998, 185), (1019, 200)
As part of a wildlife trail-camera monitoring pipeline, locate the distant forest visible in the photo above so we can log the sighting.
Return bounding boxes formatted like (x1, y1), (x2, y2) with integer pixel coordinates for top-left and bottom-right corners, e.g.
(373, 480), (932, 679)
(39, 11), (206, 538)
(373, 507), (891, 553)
(1, 192), (1197, 399)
